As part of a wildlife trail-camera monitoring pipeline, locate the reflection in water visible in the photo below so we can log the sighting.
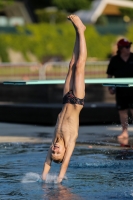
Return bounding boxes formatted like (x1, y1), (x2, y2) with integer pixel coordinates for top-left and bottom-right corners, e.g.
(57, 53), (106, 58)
(117, 137), (133, 148)
(21, 173), (81, 199)
(42, 184), (81, 200)
(116, 136), (133, 160)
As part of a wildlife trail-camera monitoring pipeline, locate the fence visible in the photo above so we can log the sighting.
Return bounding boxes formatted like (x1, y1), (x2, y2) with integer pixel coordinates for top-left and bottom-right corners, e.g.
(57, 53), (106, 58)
(0, 62), (40, 81)
(39, 61), (109, 80)
(0, 61), (109, 81)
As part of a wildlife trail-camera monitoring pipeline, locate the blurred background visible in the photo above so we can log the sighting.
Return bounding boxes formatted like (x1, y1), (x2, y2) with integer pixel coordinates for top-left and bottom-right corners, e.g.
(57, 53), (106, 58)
(1, 0), (133, 77)
(0, 0), (133, 125)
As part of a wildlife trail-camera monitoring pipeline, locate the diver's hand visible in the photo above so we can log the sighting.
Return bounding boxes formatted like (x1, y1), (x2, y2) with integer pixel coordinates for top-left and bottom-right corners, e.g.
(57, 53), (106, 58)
(42, 162), (51, 181)
(56, 177), (63, 183)
(41, 173), (47, 181)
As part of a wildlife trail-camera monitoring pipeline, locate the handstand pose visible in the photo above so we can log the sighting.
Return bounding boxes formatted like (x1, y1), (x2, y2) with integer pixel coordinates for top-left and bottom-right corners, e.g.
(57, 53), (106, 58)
(42, 15), (87, 183)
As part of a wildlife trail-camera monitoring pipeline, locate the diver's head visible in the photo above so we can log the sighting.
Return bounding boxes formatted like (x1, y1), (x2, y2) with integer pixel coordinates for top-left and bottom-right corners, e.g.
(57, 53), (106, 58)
(51, 142), (66, 163)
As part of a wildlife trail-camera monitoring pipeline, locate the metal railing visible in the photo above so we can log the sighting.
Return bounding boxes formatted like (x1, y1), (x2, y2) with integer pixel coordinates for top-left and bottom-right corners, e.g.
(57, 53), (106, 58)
(39, 61), (109, 80)
(0, 62), (40, 81)
(0, 61), (109, 81)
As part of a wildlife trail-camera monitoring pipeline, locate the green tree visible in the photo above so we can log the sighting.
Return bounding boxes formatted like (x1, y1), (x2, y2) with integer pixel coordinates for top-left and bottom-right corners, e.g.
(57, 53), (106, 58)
(35, 9), (67, 23)
(119, 7), (133, 20)
(0, 0), (14, 9)
(28, 0), (53, 9)
(52, 0), (91, 12)
(119, 0), (133, 21)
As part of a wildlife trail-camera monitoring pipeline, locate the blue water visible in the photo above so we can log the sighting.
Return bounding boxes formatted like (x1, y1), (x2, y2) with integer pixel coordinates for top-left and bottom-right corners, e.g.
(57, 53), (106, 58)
(1, 143), (133, 200)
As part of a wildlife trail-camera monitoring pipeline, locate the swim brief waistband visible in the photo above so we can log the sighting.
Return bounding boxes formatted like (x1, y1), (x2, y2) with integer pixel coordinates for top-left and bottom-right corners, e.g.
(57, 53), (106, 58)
(63, 90), (84, 106)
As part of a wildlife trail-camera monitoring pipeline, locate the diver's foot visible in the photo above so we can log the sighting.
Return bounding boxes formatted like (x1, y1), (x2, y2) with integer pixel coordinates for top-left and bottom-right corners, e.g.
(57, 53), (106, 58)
(67, 15), (86, 33)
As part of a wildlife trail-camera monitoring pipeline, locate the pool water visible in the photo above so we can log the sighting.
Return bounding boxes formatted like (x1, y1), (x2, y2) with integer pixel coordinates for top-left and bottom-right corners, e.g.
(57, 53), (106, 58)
(1, 142), (133, 200)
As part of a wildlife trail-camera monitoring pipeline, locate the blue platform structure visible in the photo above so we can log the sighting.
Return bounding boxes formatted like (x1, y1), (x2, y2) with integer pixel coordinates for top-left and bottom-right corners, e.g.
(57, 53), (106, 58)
(3, 78), (133, 87)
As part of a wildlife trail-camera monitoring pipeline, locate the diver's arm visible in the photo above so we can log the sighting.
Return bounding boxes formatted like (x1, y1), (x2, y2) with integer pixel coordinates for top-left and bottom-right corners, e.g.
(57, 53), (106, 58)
(42, 148), (52, 180)
(57, 142), (75, 183)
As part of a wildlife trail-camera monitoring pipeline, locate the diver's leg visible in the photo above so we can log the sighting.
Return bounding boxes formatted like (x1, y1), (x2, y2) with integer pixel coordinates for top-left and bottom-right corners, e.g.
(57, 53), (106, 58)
(63, 19), (79, 96)
(68, 15), (87, 99)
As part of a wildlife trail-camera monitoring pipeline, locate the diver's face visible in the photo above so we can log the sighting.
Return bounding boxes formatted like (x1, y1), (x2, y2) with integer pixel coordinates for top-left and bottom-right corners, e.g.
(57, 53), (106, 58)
(51, 143), (65, 160)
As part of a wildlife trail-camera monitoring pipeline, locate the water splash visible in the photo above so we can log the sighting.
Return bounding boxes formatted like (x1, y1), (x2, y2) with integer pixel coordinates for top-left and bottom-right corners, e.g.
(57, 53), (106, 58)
(45, 174), (58, 183)
(45, 174), (67, 183)
(21, 172), (67, 184)
(21, 172), (42, 183)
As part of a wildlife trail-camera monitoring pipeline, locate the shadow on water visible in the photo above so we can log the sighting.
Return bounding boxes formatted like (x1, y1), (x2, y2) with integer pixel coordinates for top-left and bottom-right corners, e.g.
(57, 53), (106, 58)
(42, 184), (82, 200)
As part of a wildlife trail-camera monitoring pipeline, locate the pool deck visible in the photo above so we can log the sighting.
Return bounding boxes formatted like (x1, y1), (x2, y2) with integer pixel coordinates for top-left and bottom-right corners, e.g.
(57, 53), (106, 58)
(1, 122), (133, 147)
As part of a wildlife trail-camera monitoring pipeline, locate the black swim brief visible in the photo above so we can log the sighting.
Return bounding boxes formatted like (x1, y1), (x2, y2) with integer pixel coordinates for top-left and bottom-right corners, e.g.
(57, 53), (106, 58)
(63, 90), (84, 106)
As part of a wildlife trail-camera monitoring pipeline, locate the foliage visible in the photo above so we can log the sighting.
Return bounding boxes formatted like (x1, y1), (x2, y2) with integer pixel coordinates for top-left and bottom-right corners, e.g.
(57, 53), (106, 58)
(85, 26), (115, 59)
(0, 22), (121, 62)
(0, 0), (14, 9)
(119, 7), (133, 19)
(28, 0), (53, 9)
(95, 15), (108, 25)
(0, 35), (9, 61)
(51, 0), (91, 12)
(35, 9), (67, 23)
(126, 25), (133, 41)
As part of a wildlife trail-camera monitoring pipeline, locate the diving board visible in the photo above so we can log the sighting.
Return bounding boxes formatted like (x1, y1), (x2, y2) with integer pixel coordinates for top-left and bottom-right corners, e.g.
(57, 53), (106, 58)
(3, 78), (133, 87)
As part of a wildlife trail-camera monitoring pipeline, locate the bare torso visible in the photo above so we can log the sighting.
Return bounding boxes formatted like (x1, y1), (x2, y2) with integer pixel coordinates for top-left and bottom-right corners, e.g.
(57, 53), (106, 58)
(52, 104), (83, 148)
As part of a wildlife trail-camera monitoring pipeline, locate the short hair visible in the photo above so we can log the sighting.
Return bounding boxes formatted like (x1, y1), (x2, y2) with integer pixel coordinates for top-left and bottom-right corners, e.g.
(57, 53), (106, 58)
(52, 158), (63, 164)
(51, 152), (65, 164)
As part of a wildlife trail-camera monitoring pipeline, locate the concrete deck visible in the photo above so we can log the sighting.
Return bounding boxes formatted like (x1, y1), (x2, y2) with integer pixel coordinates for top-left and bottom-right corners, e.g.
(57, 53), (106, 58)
(1, 122), (133, 148)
